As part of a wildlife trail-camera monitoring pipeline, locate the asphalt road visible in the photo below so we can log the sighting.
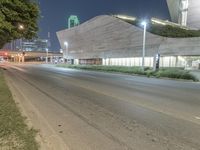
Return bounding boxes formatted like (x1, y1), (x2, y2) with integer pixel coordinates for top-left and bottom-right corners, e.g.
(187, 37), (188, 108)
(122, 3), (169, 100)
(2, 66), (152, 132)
(2, 63), (200, 150)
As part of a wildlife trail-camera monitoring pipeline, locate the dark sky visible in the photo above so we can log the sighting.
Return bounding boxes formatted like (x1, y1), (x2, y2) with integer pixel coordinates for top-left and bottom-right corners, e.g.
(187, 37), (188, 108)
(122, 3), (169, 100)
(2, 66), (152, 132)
(38, 0), (170, 51)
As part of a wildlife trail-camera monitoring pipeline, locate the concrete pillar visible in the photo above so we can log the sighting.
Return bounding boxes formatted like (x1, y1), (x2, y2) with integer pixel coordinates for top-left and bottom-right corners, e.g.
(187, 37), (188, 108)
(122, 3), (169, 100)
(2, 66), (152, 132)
(175, 56), (178, 67)
(22, 56), (25, 63)
(50, 56), (53, 63)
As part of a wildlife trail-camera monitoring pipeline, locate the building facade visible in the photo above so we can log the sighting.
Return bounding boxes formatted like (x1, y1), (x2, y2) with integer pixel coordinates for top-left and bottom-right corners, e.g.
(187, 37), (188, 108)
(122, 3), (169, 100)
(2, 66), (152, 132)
(167, 0), (200, 29)
(68, 15), (80, 29)
(57, 15), (200, 68)
(22, 39), (49, 51)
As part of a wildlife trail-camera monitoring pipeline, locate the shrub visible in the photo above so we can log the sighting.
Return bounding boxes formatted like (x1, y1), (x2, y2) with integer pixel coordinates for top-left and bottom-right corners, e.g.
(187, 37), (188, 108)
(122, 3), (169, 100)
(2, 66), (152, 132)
(117, 17), (200, 38)
(56, 64), (198, 81)
(155, 68), (198, 81)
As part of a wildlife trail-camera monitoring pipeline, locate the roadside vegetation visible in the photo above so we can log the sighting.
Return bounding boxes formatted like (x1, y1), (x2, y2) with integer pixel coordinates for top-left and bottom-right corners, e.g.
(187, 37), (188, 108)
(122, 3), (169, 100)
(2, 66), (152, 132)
(0, 69), (38, 150)
(57, 64), (199, 81)
(148, 24), (200, 38)
(118, 18), (200, 38)
(0, 0), (39, 48)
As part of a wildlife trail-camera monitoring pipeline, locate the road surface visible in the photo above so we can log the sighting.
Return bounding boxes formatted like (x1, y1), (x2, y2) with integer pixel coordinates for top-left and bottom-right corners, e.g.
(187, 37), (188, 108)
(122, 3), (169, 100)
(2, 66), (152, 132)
(2, 63), (200, 150)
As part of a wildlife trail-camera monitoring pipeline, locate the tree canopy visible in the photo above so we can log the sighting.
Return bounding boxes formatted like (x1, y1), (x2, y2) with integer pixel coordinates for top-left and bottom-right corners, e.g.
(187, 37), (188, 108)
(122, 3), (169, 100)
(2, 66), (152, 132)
(0, 0), (39, 48)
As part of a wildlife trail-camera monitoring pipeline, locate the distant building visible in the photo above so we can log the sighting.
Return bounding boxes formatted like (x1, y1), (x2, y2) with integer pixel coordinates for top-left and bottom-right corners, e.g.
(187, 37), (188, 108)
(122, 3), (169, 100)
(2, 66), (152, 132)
(167, 0), (200, 29)
(2, 39), (49, 52)
(22, 39), (49, 51)
(68, 15), (80, 28)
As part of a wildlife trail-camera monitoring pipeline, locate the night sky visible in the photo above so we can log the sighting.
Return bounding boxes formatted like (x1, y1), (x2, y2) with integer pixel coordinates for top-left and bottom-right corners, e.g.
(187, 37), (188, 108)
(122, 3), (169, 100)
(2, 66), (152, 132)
(38, 0), (170, 51)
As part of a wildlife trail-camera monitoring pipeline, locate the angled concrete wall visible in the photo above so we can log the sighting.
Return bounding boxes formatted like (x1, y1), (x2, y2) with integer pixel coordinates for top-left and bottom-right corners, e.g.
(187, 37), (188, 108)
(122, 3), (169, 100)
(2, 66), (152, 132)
(167, 0), (200, 29)
(166, 0), (180, 23)
(187, 0), (200, 29)
(57, 15), (200, 60)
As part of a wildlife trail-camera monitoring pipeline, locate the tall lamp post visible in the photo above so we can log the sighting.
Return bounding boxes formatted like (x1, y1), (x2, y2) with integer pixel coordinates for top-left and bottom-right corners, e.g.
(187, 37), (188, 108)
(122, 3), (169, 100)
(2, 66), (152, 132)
(18, 24), (24, 51)
(141, 21), (147, 71)
(64, 41), (68, 63)
(18, 24), (25, 62)
(46, 48), (49, 63)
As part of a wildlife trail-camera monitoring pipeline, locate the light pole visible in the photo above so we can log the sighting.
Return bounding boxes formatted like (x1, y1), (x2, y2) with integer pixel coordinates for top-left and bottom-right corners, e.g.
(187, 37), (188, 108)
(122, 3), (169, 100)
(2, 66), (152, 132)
(46, 48), (49, 63)
(18, 24), (24, 51)
(64, 41), (68, 63)
(60, 49), (63, 63)
(141, 21), (147, 71)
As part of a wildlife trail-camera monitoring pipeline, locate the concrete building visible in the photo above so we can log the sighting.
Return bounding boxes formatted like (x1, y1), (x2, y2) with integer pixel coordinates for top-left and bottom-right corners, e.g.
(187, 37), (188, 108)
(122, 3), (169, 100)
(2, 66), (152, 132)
(167, 0), (200, 29)
(22, 39), (49, 51)
(68, 15), (80, 29)
(57, 15), (200, 68)
(3, 39), (49, 52)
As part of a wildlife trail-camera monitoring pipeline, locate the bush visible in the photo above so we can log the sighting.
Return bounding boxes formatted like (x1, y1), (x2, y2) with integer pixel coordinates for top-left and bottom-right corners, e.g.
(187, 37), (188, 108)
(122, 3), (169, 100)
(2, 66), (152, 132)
(155, 68), (198, 81)
(149, 24), (200, 38)
(57, 64), (147, 75)
(117, 17), (200, 38)
(56, 65), (198, 81)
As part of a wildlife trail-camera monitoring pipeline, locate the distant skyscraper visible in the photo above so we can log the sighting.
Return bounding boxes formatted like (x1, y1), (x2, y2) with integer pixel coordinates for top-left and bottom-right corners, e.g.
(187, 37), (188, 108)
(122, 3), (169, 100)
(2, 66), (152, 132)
(68, 15), (80, 28)
(167, 0), (200, 29)
(22, 39), (49, 51)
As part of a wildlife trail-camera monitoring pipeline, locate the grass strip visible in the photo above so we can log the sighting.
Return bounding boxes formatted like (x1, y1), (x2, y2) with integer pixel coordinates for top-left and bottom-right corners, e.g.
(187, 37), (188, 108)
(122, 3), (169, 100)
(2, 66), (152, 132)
(0, 69), (38, 150)
(56, 64), (199, 82)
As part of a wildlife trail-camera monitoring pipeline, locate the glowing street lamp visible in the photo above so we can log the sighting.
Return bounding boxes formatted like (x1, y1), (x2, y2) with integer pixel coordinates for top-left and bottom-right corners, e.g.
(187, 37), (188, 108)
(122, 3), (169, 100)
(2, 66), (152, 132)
(64, 41), (68, 47)
(18, 24), (24, 50)
(141, 21), (147, 71)
(18, 24), (24, 30)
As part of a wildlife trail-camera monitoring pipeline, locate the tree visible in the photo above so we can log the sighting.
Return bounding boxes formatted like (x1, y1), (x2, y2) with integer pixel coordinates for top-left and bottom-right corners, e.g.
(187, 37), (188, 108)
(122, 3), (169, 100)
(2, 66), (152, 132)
(0, 0), (39, 48)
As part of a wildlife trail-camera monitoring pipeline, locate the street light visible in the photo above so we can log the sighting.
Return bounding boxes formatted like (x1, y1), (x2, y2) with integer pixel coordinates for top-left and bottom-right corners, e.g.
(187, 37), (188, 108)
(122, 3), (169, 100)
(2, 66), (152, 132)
(46, 48), (49, 63)
(18, 24), (24, 30)
(64, 41), (68, 63)
(141, 21), (147, 71)
(18, 24), (24, 50)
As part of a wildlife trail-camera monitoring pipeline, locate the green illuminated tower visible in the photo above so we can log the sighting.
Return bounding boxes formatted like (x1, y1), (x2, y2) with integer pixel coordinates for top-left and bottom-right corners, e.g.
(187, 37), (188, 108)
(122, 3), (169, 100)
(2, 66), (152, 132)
(68, 15), (80, 28)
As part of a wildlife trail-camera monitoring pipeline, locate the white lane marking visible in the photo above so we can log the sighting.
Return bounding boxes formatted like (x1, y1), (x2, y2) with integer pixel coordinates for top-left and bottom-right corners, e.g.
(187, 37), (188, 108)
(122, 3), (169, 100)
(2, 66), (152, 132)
(195, 116), (200, 120)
